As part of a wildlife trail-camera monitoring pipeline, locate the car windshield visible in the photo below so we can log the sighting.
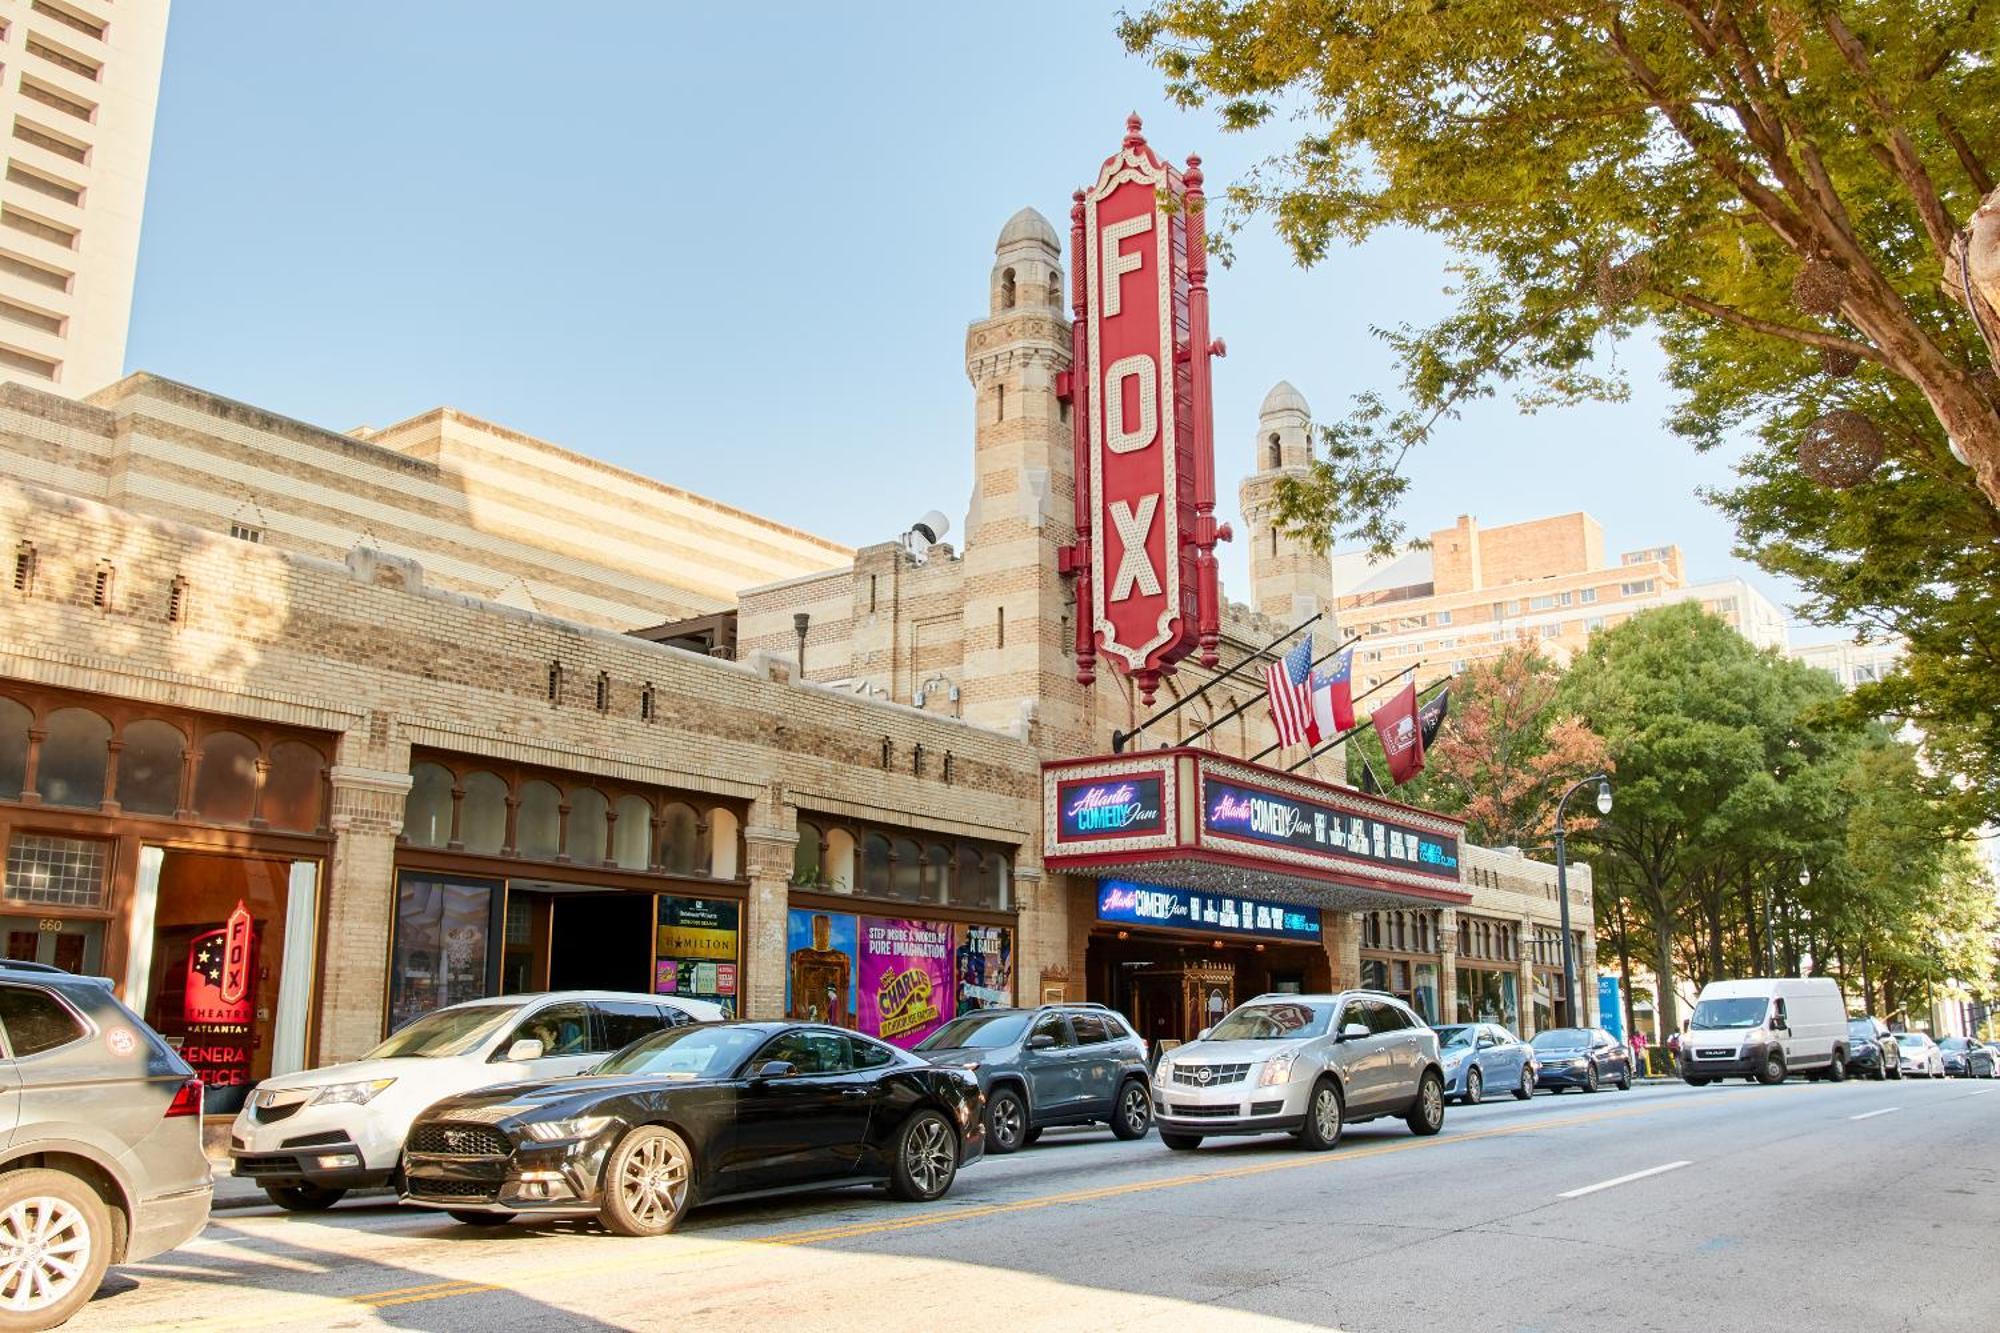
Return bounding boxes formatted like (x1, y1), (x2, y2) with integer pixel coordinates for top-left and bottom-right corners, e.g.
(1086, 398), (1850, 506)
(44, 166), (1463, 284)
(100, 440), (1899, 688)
(1938, 1037), (1968, 1051)
(915, 1012), (1031, 1051)
(1690, 998), (1768, 1030)
(594, 1025), (768, 1079)
(1207, 1002), (1333, 1042)
(1531, 1028), (1591, 1049)
(1435, 1025), (1474, 1051)
(1848, 1021), (1877, 1038)
(365, 1003), (520, 1059)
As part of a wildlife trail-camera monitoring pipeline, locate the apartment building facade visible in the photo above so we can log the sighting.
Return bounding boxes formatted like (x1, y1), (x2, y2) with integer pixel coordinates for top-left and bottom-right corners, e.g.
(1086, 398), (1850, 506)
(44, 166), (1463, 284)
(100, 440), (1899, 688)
(0, 0), (168, 394)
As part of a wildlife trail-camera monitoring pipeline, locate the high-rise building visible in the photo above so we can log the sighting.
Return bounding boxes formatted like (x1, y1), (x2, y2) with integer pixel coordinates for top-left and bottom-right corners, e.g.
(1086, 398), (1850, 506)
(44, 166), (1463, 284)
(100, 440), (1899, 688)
(1333, 512), (1788, 690)
(0, 0), (169, 395)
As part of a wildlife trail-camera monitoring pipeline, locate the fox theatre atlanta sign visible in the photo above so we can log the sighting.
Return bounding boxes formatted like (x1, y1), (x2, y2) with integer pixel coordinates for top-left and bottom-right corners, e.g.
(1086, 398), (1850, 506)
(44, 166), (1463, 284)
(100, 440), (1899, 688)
(1058, 116), (1227, 705)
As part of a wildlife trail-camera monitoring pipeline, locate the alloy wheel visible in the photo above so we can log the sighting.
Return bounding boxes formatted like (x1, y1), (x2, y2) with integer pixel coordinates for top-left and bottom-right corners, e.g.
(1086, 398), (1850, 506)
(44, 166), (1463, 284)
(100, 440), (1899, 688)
(1313, 1086), (1342, 1140)
(1421, 1076), (1444, 1129)
(905, 1117), (954, 1196)
(0, 1196), (91, 1315)
(618, 1132), (689, 1229)
(990, 1094), (1024, 1150)
(1465, 1068), (1482, 1104)
(1120, 1084), (1149, 1134)
(1521, 1067), (1535, 1098)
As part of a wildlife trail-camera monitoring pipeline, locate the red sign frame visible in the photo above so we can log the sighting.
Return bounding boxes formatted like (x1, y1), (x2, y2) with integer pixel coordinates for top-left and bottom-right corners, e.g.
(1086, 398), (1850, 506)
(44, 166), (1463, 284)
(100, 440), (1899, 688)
(1059, 116), (1225, 705)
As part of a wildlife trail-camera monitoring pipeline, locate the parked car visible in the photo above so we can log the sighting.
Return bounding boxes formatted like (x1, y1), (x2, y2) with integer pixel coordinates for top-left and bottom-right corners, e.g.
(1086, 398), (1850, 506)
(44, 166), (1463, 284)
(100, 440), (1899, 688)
(401, 1021), (983, 1234)
(0, 962), (212, 1331)
(914, 1003), (1151, 1152)
(1151, 991), (1444, 1152)
(231, 990), (722, 1210)
(1434, 1022), (1536, 1103)
(1844, 1017), (1903, 1081)
(1937, 1036), (1997, 1079)
(1531, 1027), (1633, 1093)
(1679, 977), (1849, 1085)
(1893, 1030), (1945, 1078)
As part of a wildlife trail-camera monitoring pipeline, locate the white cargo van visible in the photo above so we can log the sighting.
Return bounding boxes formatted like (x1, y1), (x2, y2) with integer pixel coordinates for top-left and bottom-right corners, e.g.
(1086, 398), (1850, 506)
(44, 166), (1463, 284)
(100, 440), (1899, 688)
(1679, 977), (1849, 1086)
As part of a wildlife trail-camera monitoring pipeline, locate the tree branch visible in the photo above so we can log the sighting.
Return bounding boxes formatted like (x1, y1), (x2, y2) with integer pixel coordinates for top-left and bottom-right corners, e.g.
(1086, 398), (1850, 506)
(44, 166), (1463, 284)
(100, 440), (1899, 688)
(1936, 114), (1994, 196)
(1822, 11), (1961, 259)
(1663, 290), (1886, 360)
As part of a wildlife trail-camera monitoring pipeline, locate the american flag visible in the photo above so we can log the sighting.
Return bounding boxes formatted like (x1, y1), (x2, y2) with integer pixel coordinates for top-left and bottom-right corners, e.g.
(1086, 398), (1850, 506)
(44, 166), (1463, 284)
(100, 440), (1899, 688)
(1265, 633), (1321, 749)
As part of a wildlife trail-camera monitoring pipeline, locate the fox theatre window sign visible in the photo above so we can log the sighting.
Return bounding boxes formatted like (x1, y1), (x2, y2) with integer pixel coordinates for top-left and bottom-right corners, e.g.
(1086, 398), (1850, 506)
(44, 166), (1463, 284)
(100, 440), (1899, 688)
(1098, 879), (1322, 943)
(1056, 773), (1165, 840)
(1204, 779), (1460, 878)
(181, 901), (257, 1093)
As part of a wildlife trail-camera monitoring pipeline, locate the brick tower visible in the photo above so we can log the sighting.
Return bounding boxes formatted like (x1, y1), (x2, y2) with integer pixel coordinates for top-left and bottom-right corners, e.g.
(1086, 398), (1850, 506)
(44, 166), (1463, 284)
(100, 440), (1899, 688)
(1239, 381), (1333, 624)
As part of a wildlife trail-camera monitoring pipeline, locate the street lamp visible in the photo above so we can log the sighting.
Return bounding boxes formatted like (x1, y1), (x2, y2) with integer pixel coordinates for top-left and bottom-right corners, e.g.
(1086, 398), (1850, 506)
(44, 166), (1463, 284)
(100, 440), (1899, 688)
(1554, 774), (1611, 1027)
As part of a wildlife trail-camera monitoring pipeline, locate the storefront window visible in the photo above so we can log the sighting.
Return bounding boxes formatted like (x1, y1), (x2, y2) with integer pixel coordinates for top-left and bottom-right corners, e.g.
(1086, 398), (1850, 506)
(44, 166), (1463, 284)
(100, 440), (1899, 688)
(263, 741), (324, 832)
(516, 780), (561, 859)
(920, 844), (950, 904)
(889, 838), (921, 901)
(1413, 963), (1439, 1023)
(0, 696), (28, 799)
(860, 834), (890, 894)
(566, 787), (608, 865)
(825, 828), (856, 891)
(116, 719), (184, 816)
(37, 707), (110, 809)
(613, 795), (652, 870)
(654, 895), (740, 1017)
(461, 772), (507, 853)
(659, 803), (702, 875)
(708, 808), (740, 878)
(404, 762), (453, 848)
(193, 730), (258, 824)
(3, 832), (109, 908)
(794, 821), (823, 886)
(1456, 967), (1519, 1031)
(388, 871), (500, 1035)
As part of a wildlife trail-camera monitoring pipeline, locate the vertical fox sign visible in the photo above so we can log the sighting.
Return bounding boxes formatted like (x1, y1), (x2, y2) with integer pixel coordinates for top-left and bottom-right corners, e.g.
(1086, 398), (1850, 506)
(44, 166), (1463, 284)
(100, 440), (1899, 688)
(1059, 115), (1226, 706)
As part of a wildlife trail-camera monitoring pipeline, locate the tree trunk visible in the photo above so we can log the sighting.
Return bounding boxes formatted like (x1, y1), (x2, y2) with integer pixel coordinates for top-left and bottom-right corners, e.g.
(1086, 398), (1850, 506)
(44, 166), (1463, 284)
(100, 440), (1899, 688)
(1861, 943), (1873, 1017)
(1653, 912), (1679, 1040)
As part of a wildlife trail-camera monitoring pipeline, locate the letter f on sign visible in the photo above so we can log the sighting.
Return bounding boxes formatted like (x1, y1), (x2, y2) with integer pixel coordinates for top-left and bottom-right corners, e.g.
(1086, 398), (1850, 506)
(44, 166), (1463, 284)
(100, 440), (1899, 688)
(1109, 495), (1162, 601)
(1100, 213), (1152, 318)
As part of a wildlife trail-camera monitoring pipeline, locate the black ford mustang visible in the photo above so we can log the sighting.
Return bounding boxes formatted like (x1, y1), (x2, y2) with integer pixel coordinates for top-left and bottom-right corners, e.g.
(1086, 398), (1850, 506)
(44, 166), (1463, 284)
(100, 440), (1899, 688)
(401, 1021), (984, 1236)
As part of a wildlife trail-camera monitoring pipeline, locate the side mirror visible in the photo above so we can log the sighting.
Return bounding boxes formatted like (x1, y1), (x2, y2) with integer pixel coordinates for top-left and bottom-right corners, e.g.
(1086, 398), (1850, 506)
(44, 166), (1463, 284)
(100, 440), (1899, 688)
(1026, 1034), (1058, 1051)
(752, 1060), (796, 1080)
(1340, 1023), (1370, 1042)
(505, 1038), (545, 1062)
(1196, 1027), (1212, 1041)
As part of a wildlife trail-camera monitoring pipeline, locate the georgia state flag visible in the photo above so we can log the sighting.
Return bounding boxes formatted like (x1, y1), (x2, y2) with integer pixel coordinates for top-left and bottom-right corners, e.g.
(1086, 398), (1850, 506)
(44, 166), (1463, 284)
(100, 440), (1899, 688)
(1311, 649), (1355, 738)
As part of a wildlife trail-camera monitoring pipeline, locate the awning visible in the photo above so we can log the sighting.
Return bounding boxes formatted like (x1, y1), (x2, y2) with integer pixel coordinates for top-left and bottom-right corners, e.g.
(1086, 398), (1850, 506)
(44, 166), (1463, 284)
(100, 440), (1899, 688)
(1043, 748), (1471, 914)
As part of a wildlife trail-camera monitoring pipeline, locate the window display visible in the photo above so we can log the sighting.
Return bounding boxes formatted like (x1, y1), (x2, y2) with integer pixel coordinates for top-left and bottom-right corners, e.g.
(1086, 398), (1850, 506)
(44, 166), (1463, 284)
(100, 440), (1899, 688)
(653, 895), (739, 1017)
(786, 907), (1014, 1048)
(1456, 967), (1520, 1032)
(388, 871), (500, 1034)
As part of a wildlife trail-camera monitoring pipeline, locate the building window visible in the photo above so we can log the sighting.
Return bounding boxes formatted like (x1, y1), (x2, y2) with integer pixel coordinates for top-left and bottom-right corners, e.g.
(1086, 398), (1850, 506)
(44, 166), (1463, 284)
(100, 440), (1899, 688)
(36, 706), (109, 808)
(91, 562), (113, 610)
(565, 787), (609, 864)
(1000, 267), (1016, 309)
(12, 542), (35, 594)
(30, 1), (106, 42)
(166, 575), (189, 624)
(546, 661), (563, 704)
(460, 772), (507, 854)
(1529, 594), (1556, 611)
(594, 671), (610, 712)
(995, 605), (1005, 650)
(262, 741), (324, 832)
(1267, 432), (1281, 470)
(1436, 609), (1451, 626)
(658, 802), (704, 875)
(404, 762), (453, 849)
(1047, 270), (1063, 308)
(639, 684), (655, 722)
(515, 780), (562, 859)
(1541, 623), (1560, 639)
(229, 523), (263, 544)
(193, 731), (259, 825)
(1713, 597), (1737, 615)
(3, 832), (108, 908)
(1581, 587), (1597, 604)
(613, 795), (652, 869)
(1586, 617), (1605, 632)
(1620, 580), (1655, 596)
(114, 719), (184, 816)
(1505, 601), (1520, 616)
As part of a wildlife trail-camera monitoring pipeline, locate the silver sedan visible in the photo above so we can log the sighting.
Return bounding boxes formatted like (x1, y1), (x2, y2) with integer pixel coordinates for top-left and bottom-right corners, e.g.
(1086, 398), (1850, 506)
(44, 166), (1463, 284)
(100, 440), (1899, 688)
(1435, 1023), (1536, 1103)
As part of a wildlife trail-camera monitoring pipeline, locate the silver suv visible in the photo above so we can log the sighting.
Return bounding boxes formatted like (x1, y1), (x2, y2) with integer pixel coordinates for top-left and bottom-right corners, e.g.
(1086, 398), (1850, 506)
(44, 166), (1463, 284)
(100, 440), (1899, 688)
(1153, 991), (1444, 1151)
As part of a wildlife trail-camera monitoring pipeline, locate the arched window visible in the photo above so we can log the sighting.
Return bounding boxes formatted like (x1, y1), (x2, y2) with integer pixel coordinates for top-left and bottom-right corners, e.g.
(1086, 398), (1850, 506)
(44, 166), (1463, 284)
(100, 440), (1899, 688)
(115, 719), (184, 816)
(825, 827), (857, 892)
(953, 845), (981, 907)
(461, 771), (507, 853)
(1047, 269), (1063, 308)
(0, 695), (28, 800)
(708, 808), (740, 878)
(516, 779), (561, 859)
(890, 837), (922, 901)
(794, 820), (823, 886)
(1267, 432), (1282, 470)
(1000, 267), (1016, 309)
(860, 833), (891, 896)
(658, 803), (703, 875)
(920, 844), (951, 904)
(36, 707), (111, 809)
(565, 787), (609, 864)
(980, 851), (1010, 911)
(192, 730), (258, 824)
(262, 742), (323, 833)
(612, 794), (652, 870)
(404, 762), (454, 848)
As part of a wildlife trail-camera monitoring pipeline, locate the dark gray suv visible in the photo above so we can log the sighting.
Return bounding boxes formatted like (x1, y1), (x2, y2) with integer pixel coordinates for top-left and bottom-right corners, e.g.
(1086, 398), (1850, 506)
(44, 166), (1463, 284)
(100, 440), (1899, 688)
(915, 1004), (1152, 1153)
(0, 962), (212, 1329)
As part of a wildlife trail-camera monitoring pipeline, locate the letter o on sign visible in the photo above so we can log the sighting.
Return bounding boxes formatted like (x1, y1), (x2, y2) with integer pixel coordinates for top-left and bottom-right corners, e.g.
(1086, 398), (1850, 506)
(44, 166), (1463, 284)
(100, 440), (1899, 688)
(1104, 354), (1157, 454)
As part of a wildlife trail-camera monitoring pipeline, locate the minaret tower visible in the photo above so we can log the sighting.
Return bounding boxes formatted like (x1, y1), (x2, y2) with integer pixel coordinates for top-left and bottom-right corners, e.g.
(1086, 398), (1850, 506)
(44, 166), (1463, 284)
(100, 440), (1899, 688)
(1239, 381), (1334, 623)
(957, 208), (1089, 749)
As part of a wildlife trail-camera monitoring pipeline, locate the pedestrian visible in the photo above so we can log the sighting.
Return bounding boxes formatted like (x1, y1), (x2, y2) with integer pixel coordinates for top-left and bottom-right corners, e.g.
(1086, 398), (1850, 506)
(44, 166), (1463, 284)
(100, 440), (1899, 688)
(1630, 1026), (1648, 1076)
(1667, 1020), (1686, 1075)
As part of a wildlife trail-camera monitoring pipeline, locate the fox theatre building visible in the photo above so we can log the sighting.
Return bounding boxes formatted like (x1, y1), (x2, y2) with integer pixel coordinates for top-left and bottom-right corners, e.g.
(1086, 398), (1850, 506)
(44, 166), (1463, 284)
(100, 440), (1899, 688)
(1045, 751), (1469, 1047)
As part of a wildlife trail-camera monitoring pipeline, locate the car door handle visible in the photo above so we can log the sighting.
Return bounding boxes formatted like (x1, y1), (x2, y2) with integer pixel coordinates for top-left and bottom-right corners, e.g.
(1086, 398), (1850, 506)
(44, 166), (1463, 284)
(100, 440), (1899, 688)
(840, 1088), (870, 1099)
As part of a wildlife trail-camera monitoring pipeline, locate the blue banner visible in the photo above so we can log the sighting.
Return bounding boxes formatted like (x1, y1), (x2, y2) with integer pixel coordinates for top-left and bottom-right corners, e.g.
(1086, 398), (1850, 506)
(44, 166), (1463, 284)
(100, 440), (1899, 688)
(1597, 974), (1623, 1040)
(1096, 879), (1321, 942)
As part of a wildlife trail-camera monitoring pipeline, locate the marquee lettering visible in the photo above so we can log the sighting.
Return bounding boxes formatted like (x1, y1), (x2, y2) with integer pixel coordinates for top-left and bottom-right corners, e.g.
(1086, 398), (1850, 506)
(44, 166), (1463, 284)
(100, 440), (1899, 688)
(1108, 495), (1162, 601)
(1104, 353), (1158, 454)
(1099, 213), (1151, 318)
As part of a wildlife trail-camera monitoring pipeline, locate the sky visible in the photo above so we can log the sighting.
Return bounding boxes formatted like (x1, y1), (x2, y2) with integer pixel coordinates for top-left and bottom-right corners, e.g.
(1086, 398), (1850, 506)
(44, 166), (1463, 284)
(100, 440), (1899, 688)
(125, 2), (1837, 643)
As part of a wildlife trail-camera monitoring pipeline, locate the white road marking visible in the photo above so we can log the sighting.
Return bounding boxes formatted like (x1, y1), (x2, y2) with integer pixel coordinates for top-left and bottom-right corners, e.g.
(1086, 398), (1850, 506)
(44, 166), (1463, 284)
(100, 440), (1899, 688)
(1558, 1160), (1691, 1199)
(1850, 1107), (1901, 1121)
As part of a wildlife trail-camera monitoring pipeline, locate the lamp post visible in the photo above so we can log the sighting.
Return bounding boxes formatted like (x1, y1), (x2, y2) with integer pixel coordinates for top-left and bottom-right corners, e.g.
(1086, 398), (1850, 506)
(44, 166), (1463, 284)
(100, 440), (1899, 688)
(1554, 774), (1612, 1026)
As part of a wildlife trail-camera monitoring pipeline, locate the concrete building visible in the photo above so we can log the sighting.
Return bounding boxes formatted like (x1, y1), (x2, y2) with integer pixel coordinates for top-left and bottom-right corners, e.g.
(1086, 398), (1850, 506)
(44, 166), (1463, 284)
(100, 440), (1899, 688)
(0, 0), (168, 394)
(0, 209), (1593, 1111)
(1788, 635), (1905, 689)
(1332, 512), (1788, 690)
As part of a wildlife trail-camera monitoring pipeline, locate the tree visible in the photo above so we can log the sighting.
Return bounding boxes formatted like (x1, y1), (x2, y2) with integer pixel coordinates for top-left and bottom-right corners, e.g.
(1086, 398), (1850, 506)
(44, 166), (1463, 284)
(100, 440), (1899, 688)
(1121, 1), (2000, 820)
(1398, 640), (1611, 845)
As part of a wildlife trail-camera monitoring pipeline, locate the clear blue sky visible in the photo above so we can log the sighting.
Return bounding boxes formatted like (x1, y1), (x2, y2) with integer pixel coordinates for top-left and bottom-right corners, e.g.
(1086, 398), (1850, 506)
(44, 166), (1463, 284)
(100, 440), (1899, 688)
(126, 2), (1828, 639)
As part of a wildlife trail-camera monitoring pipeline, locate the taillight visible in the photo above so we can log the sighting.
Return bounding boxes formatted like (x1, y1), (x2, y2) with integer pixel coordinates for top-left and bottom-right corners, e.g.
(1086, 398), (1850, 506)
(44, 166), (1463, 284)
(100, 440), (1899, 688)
(165, 1077), (203, 1119)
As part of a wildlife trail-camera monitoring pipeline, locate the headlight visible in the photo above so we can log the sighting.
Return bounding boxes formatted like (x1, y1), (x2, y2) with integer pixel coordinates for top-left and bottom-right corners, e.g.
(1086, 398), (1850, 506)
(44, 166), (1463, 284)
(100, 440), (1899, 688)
(1569, 1058), (1590, 1069)
(308, 1079), (394, 1107)
(1258, 1052), (1299, 1086)
(519, 1115), (614, 1142)
(1442, 1051), (1467, 1069)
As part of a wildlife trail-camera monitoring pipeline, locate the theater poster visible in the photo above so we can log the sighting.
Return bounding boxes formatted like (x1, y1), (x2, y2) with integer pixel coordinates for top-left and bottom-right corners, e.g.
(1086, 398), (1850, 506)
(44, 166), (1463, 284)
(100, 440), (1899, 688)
(785, 908), (857, 1027)
(954, 923), (1014, 1013)
(181, 901), (257, 1093)
(857, 916), (955, 1048)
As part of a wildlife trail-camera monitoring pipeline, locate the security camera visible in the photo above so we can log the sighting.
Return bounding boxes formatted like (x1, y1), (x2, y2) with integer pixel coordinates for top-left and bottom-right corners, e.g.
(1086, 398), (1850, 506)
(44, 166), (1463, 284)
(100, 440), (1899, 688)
(910, 510), (950, 545)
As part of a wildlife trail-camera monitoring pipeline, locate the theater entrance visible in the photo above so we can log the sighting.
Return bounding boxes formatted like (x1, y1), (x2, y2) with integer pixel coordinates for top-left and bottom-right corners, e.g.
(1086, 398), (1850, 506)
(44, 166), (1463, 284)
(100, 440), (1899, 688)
(1087, 928), (1327, 1051)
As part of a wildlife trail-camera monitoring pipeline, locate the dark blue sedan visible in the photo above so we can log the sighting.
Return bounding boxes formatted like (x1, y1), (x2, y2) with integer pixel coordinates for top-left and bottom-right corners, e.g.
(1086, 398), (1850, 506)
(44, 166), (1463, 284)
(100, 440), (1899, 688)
(1531, 1027), (1633, 1093)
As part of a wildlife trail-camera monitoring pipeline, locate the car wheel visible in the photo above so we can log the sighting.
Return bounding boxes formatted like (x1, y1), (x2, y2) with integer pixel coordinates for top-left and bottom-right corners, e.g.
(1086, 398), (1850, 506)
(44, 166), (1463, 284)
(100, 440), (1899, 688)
(1871, 1065), (1886, 1081)
(0, 1168), (112, 1333)
(1021, 1126), (1043, 1145)
(1828, 1055), (1848, 1084)
(1583, 1063), (1600, 1093)
(1405, 1071), (1446, 1137)
(599, 1125), (693, 1237)
(1295, 1079), (1345, 1151)
(888, 1110), (958, 1202)
(264, 1182), (346, 1211)
(1109, 1080), (1152, 1141)
(1684, 1076), (1712, 1087)
(1890, 1064), (1903, 1080)
(985, 1088), (1028, 1155)
(1758, 1051), (1787, 1085)
(1160, 1131), (1203, 1151)
(1515, 1066), (1534, 1100)
(446, 1210), (514, 1226)
(1463, 1067), (1483, 1106)
(1617, 1064), (1633, 1091)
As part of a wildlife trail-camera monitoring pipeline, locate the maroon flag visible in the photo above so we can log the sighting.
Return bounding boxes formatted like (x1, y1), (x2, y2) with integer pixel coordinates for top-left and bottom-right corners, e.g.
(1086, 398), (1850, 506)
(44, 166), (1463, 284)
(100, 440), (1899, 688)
(1372, 679), (1424, 784)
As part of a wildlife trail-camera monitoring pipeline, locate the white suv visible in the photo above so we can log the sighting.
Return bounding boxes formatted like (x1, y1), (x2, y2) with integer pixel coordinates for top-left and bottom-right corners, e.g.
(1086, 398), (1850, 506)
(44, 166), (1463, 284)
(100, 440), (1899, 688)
(231, 990), (723, 1209)
(1154, 991), (1445, 1151)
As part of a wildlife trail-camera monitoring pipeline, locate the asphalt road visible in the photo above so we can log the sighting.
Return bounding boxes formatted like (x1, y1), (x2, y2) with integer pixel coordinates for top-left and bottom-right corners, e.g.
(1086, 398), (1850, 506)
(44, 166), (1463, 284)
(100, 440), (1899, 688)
(73, 1075), (1999, 1332)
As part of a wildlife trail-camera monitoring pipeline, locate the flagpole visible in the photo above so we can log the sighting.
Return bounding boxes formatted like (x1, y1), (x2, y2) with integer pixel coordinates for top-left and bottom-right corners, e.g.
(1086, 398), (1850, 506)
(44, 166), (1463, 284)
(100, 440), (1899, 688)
(1178, 634), (1360, 750)
(1284, 671), (1456, 774)
(1248, 660), (1424, 764)
(1111, 612), (1322, 754)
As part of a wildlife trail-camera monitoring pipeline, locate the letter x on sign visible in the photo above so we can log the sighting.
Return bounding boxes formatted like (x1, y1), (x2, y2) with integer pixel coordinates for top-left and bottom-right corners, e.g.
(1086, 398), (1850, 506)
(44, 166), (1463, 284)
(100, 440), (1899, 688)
(1109, 495), (1161, 601)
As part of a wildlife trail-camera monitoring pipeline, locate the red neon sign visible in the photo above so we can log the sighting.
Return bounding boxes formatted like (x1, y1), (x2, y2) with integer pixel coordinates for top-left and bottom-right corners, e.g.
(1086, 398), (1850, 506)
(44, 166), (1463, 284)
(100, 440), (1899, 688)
(1060, 116), (1225, 705)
